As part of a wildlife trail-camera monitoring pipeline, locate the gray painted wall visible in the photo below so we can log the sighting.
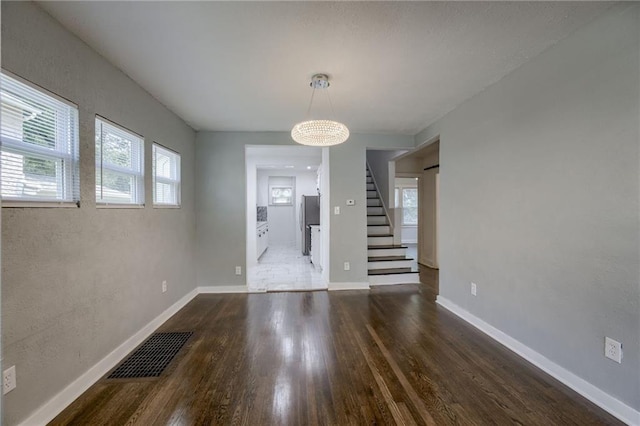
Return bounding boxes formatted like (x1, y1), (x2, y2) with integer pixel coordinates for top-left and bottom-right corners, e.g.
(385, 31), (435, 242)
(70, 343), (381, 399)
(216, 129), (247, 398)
(1, 2), (197, 424)
(424, 4), (639, 410)
(196, 132), (413, 286)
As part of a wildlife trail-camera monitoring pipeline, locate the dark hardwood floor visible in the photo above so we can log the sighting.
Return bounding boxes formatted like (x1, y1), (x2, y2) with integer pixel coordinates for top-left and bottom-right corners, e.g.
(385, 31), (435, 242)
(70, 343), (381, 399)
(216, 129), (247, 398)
(51, 268), (621, 425)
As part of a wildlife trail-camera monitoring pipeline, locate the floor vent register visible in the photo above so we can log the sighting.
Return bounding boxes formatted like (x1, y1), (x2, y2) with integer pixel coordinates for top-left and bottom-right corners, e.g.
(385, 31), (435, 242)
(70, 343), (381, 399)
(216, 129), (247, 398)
(108, 331), (193, 379)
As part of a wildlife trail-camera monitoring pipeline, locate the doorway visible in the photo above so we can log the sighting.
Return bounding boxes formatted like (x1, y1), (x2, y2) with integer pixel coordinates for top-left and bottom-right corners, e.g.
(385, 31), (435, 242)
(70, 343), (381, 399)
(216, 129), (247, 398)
(245, 145), (328, 292)
(393, 138), (440, 270)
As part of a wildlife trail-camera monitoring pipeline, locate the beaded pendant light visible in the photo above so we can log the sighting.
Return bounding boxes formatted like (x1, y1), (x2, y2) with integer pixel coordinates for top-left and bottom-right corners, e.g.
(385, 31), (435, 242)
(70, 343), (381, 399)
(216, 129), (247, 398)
(291, 74), (349, 147)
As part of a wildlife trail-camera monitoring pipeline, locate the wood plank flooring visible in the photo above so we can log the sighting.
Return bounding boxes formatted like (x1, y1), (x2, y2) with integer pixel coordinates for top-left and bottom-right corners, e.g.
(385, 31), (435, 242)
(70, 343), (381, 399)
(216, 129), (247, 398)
(50, 269), (622, 425)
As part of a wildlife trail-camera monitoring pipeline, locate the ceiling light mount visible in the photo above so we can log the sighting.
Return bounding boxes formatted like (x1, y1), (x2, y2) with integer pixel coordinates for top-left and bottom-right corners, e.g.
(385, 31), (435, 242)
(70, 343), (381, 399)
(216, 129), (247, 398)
(310, 74), (330, 90)
(291, 73), (349, 147)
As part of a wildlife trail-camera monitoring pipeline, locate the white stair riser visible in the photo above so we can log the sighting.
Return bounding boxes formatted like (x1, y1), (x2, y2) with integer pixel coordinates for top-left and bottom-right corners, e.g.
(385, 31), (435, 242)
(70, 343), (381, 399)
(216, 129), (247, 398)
(368, 248), (407, 257)
(366, 183), (375, 191)
(367, 190), (378, 198)
(369, 273), (421, 285)
(368, 260), (413, 270)
(367, 216), (388, 225)
(367, 226), (391, 235)
(367, 199), (382, 207)
(367, 236), (394, 246)
(366, 177), (373, 183)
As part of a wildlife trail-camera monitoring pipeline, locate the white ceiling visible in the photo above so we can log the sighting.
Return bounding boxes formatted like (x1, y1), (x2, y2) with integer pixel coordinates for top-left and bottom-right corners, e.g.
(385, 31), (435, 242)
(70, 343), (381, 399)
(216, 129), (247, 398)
(39, 1), (610, 135)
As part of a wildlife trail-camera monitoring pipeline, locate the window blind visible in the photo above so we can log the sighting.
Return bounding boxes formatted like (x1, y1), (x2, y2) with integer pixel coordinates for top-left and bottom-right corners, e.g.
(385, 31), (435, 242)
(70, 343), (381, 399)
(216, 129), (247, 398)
(95, 117), (144, 205)
(1, 71), (79, 203)
(152, 143), (181, 206)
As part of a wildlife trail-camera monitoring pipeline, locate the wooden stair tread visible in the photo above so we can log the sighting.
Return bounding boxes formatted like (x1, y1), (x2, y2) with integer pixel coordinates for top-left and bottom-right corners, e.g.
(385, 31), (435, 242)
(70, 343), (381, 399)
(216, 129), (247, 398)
(367, 245), (408, 249)
(367, 214), (386, 216)
(367, 224), (390, 227)
(368, 234), (393, 237)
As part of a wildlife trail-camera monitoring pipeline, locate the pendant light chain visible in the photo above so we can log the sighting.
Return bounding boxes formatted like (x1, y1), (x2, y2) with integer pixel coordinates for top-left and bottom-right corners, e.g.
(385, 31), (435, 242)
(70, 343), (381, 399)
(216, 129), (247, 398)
(305, 85), (317, 120)
(325, 88), (337, 121)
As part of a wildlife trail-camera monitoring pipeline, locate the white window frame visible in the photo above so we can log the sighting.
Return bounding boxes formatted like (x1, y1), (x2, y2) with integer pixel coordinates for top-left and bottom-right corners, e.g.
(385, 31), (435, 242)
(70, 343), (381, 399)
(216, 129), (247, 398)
(95, 116), (144, 207)
(269, 186), (294, 206)
(152, 143), (181, 208)
(395, 185), (418, 226)
(1, 70), (79, 207)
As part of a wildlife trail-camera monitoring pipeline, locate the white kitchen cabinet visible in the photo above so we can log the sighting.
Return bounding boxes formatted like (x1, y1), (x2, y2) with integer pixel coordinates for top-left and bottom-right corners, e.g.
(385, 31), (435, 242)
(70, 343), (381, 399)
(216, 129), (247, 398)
(257, 222), (269, 259)
(309, 225), (321, 270)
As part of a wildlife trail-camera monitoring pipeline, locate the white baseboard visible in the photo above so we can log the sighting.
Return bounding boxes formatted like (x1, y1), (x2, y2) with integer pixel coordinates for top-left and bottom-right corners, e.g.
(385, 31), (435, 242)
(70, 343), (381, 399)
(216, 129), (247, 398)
(436, 296), (640, 426)
(20, 288), (199, 426)
(328, 281), (370, 291)
(197, 285), (248, 294)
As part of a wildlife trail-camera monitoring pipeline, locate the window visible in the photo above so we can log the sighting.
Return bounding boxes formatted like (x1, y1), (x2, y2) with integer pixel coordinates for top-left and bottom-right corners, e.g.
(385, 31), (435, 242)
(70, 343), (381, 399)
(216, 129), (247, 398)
(270, 186), (293, 205)
(95, 117), (144, 206)
(395, 186), (418, 226)
(1, 71), (79, 204)
(152, 143), (181, 206)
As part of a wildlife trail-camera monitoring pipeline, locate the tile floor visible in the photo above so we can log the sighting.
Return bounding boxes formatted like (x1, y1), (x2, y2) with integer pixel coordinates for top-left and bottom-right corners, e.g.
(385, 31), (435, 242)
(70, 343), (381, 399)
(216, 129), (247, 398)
(248, 243), (326, 292)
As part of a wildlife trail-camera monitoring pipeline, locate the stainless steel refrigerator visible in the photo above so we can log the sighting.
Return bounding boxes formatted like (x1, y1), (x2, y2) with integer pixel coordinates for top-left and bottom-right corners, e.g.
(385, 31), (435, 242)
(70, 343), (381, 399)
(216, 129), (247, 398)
(300, 195), (320, 255)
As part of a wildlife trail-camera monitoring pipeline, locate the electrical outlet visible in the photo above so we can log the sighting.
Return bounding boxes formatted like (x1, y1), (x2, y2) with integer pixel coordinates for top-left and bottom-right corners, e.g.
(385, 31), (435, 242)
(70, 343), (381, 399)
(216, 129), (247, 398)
(334, 206), (340, 215)
(604, 337), (622, 363)
(235, 266), (242, 276)
(344, 262), (350, 271)
(3, 366), (16, 395)
(162, 280), (167, 293)
(471, 282), (477, 296)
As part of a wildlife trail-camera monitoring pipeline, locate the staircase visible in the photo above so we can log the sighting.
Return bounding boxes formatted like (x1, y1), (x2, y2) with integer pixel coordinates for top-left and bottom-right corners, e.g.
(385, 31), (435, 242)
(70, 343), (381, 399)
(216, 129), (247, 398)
(366, 167), (420, 285)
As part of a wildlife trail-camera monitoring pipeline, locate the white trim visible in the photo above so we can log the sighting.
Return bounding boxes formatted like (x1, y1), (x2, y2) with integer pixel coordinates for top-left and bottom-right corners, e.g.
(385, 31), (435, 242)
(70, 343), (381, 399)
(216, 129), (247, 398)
(1, 68), (78, 108)
(328, 282), (370, 291)
(19, 288), (199, 426)
(436, 296), (640, 426)
(152, 142), (181, 206)
(197, 285), (248, 294)
(94, 114), (143, 140)
(96, 203), (145, 209)
(1, 201), (78, 208)
(153, 204), (181, 209)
